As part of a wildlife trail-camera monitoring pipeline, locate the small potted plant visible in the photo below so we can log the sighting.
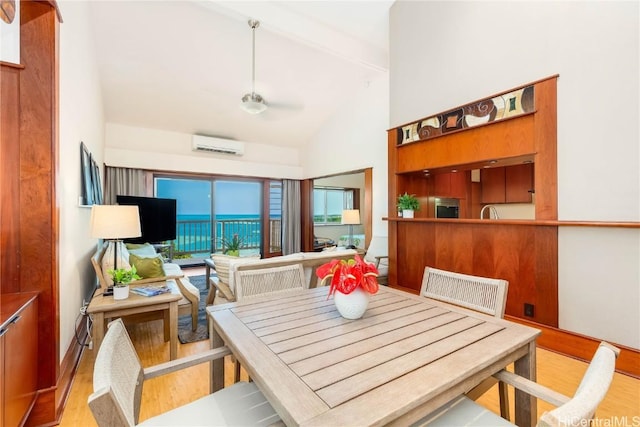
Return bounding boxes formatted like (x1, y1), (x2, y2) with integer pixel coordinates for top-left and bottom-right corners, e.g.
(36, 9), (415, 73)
(107, 265), (141, 300)
(316, 255), (379, 319)
(397, 192), (420, 218)
(220, 233), (243, 256)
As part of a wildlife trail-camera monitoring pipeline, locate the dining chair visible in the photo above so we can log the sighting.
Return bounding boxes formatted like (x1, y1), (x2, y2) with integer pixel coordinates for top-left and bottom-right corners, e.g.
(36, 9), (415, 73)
(364, 236), (389, 285)
(420, 266), (510, 418)
(413, 342), (620, 427)
(87, 318), (281, 427)
(234, 263), (307, 301)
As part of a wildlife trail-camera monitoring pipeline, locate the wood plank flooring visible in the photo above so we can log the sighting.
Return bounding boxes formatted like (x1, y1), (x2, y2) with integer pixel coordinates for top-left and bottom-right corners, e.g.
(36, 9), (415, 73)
(60, 312), (640, 426)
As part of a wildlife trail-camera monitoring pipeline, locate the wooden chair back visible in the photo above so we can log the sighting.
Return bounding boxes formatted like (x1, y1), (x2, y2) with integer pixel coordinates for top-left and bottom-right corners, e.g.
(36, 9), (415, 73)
(420, 267), (509, 318)
(88, 319), (144, 427)
(234, 264), (306, 301)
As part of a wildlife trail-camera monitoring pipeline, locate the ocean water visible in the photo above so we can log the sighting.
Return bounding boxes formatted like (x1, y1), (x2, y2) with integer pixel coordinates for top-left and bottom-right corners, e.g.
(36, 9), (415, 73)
(174, 214), (278, 253)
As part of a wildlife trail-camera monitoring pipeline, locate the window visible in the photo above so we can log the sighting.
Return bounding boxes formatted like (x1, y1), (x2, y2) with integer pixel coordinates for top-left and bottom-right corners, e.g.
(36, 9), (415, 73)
(313, 187), (355, 224)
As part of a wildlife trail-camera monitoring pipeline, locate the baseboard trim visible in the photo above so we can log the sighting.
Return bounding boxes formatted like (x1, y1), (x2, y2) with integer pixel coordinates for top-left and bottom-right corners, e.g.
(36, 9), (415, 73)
(27, 314), (89, 426)
(505, 315), (639, 378)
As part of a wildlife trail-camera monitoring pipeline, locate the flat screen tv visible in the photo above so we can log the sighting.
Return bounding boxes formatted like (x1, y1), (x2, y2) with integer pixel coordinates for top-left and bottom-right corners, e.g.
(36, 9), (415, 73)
(116, 195), (177, 243)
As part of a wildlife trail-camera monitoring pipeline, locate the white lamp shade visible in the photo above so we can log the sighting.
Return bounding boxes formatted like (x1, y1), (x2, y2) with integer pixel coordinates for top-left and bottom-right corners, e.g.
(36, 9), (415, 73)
(90, 205), (141, 239)
(341, 209), (361, 225)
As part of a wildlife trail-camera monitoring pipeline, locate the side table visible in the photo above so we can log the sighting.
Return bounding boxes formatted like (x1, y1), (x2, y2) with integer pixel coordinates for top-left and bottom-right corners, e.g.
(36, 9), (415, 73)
(87, 289), (181, 360)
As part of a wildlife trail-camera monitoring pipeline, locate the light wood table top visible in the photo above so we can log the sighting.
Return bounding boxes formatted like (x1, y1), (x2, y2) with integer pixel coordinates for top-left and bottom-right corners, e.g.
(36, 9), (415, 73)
(88, 289), (181, 360)
(208, 286), (540, 427)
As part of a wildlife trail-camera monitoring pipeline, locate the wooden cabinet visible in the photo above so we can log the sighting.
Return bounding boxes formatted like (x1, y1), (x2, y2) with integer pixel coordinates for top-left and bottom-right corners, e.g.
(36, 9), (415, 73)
(481, 164), (533, 203)
(1, 295), (38, 427)
(506, 163), (534, 202)
(480, 168), (505, 203)
(432, 172), (467, 199)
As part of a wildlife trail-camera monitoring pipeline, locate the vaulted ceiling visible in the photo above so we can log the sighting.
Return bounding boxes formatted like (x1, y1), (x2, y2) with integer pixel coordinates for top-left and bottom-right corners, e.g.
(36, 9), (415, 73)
(88, 1), (392, 148)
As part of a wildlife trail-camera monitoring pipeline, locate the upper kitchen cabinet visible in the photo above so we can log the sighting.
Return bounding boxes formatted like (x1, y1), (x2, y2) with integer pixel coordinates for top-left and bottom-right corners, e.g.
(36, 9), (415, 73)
(481, 163), (534, 204)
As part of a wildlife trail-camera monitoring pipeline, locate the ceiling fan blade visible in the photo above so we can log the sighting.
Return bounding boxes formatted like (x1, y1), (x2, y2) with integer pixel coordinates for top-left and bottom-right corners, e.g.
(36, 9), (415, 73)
(266, 100), (304, 111)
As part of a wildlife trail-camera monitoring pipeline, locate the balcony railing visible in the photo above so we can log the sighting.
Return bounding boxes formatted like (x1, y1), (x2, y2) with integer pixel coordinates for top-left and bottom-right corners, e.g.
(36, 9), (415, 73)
(171, 218), (281, 257)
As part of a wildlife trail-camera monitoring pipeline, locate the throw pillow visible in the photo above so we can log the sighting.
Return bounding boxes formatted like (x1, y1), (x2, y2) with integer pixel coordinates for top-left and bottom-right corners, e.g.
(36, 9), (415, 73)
(129, 253), (165, 279)
(211, 253), (260, 287)
(125, 242), (151, 250)
(128, 244), (157, 258)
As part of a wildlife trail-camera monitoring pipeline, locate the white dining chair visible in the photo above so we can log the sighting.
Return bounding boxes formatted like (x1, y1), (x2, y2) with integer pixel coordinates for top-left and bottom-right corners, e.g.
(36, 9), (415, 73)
(234, 263), (306, 301)
(413, 342), (620, 427)
(421, 266), (510, 417)
(87, 319), (281, 426)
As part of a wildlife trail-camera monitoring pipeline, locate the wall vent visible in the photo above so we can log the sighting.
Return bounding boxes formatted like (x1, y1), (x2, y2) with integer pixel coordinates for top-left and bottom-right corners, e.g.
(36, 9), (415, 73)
(192, 135), (245, 156)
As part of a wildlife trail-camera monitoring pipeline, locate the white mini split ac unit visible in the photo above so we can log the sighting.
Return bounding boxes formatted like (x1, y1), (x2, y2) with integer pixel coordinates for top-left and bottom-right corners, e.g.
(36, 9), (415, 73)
(192, 135), (245, 156)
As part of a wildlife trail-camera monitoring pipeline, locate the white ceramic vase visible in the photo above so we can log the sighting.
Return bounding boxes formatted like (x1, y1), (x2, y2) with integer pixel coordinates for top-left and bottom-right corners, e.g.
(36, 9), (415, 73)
(333, 287), (370, 319)
(113, 285), (130, 300)
(402, 209), (414, 219)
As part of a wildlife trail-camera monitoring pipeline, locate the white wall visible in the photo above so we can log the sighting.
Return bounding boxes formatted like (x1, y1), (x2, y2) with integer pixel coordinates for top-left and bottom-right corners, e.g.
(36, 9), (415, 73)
(105, 123), (303, 180)
(390, 1), (639, 348)
(303, 76), (389, 238)
(58, 1), (106, 360)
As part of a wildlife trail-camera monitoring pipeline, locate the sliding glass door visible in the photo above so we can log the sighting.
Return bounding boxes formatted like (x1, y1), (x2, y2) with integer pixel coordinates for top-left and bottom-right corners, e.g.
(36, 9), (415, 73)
(155, 177), (213, 263)
(213, 180), (261, 255)
(154, 176), (282, 265)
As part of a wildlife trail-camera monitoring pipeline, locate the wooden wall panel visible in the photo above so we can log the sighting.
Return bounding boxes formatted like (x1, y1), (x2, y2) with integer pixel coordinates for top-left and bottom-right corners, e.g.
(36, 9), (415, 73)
(534, 226), (558, 325)
(19, 0), (60, 402)
(0, 64), (22, 294)
(396, 116), (536, 173)
(434, 223), (474, 273)
(391, 221), (558, 326)
(533, 78), (557, 220)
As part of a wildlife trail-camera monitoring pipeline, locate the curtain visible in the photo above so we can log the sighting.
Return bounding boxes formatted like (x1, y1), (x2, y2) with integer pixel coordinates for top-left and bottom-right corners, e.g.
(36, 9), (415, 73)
(281, 179), (301, 255)
(104, 166), (149, 205)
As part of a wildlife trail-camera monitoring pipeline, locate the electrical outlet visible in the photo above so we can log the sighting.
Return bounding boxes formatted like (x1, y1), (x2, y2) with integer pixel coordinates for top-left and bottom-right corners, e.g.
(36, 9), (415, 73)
(524, 303), (534, 317)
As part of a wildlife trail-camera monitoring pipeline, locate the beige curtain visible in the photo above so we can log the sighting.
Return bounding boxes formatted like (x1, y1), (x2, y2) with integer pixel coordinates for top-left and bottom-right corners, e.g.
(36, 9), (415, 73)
(104, 166), (151, 205)
(281, 180), (301, 254)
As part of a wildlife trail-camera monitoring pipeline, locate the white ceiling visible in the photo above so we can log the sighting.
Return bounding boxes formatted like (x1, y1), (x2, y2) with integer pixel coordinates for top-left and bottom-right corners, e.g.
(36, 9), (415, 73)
(88, 1), (392, 148)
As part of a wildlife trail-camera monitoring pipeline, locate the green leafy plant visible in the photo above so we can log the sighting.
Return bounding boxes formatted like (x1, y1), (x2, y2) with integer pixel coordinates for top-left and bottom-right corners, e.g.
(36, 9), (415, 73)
(107, 266), (141, 287)
(397, 192), (420, 211)
(219, 233), (244, 255)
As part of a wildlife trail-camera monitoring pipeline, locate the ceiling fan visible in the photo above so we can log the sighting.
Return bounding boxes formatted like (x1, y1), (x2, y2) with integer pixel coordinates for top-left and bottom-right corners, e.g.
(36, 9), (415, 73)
(241, 19), (268, 115)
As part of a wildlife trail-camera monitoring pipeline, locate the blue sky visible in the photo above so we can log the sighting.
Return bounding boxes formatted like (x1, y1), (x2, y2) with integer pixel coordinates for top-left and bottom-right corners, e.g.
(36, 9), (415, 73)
(156, 178), (261, 216)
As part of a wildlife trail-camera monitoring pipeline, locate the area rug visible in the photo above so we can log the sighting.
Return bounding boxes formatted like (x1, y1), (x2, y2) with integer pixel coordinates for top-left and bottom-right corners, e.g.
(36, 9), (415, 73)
(178, 274), (211, 343)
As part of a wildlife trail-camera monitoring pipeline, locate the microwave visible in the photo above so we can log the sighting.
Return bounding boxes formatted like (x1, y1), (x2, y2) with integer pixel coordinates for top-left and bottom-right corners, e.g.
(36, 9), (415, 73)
(435, 198), (459, 218)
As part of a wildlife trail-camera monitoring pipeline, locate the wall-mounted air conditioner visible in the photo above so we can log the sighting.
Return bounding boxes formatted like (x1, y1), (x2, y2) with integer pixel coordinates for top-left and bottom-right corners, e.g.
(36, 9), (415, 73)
(192, 135), (245, 156)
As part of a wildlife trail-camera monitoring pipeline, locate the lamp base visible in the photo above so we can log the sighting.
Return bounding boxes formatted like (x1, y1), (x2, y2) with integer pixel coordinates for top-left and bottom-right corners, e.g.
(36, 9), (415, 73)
(103, 286), (113, 296)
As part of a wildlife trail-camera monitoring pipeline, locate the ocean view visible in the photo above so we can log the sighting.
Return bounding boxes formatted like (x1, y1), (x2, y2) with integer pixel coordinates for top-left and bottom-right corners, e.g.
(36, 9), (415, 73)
(174, 214), (278, 253)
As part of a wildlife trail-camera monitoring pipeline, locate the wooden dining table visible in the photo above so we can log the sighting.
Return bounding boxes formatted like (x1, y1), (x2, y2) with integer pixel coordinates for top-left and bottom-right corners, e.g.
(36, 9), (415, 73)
(207, 286), (540, 427)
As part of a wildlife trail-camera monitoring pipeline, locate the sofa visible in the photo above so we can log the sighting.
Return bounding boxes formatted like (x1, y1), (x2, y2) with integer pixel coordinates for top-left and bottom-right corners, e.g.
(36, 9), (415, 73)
(91, 242), (200, 330)
(208, 249), (359, 305)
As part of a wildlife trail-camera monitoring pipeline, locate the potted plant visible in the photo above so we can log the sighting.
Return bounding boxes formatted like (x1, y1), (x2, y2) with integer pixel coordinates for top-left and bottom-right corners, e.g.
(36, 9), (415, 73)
(107, 266), (141, 300)
(316, 255), (379, 319)
(220, 233), (243, 256)
(397, 192), (420, 218)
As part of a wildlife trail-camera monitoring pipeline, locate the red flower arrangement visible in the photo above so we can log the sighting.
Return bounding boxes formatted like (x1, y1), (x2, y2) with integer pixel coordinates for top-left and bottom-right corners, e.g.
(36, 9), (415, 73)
(317, 255), (380, 296)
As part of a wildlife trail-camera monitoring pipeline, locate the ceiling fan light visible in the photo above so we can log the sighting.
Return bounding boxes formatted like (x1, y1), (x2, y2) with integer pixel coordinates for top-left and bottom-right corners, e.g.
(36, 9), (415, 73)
(241, 93), (267, 114)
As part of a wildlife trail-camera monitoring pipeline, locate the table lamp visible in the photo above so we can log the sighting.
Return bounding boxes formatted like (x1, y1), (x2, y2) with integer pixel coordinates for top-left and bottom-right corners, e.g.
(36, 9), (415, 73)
(90, 204), (141, 271)
(341, 209), (360, 249)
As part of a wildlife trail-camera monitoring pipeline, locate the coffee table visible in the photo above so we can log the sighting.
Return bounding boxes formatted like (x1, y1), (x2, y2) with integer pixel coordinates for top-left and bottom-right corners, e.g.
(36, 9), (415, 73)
(87, 288), (181, 360)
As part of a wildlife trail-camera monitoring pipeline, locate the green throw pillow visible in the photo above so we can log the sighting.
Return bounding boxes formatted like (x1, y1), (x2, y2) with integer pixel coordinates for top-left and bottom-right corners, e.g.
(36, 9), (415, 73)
(125, 242), (150, 250)
(129, 253), (164, 279)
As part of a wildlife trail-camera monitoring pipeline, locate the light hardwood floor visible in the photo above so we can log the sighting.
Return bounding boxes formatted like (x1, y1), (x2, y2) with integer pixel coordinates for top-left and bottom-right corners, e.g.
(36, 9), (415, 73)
(60, 315), (640, 426)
